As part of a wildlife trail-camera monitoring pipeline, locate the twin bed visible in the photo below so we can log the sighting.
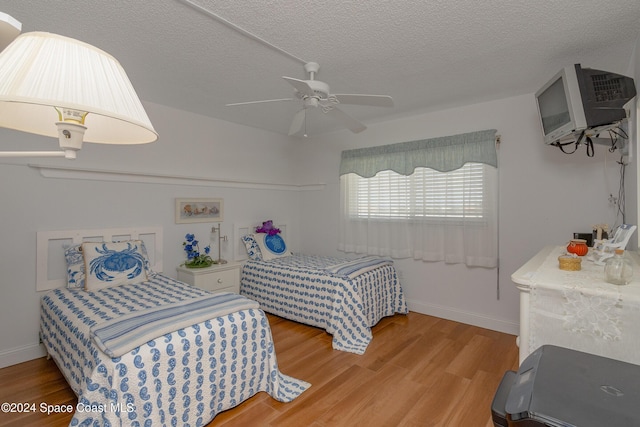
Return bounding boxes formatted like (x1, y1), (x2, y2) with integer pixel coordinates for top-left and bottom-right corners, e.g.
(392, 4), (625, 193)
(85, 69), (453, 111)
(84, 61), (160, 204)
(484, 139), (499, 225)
(239, 225), (408, 354)
(241, 253), (408, 354)
(38, 227), (308, 426)
(37, 225), (407, 425)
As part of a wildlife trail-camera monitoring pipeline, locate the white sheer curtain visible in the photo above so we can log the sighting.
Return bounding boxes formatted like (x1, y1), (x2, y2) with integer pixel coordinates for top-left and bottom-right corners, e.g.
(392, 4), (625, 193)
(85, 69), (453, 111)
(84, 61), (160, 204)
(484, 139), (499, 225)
(338, 130), (498, 268)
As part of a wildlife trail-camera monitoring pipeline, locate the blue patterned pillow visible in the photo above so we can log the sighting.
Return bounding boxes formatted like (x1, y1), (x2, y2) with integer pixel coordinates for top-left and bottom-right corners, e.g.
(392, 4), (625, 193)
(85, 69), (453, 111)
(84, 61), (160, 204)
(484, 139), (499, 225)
(82, 240), (150, 290)
(65, 241), (153, 289)
(241, 234), (262, 261)
(254, 233), (291, 261)
(64, 244), (85, 289)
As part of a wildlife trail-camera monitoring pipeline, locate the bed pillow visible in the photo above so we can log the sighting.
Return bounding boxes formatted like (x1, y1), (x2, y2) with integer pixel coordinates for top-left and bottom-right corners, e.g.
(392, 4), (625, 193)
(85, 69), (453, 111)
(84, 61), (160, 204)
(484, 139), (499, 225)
(64, 244), (86, 289)
(138, 240), (154, 275)
(82, 240), (149, 290)
(241, 234), (263, 261)
(253, 232), (291, 261)
(65, 241), (153, 289)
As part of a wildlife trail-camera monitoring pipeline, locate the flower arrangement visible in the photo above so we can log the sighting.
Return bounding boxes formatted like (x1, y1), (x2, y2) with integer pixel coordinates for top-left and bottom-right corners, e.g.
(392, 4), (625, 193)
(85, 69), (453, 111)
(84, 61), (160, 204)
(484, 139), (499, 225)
(182, 233), (215, 268)
(255, 220), (281, 236)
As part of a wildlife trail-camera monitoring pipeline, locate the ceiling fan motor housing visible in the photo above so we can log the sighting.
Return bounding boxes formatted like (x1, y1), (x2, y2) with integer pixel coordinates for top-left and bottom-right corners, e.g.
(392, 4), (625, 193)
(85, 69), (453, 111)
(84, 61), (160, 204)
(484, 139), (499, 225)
(297, 79), (330, 100)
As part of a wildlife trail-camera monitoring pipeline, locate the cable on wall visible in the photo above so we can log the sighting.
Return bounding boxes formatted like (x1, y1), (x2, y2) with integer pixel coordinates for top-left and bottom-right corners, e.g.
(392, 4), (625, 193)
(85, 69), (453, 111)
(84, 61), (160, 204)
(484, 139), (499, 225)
(175, 0), (308, 66)
(616, 157), (627, 226)
(496, 134), (501, 300)
(552, 124), (630, 158)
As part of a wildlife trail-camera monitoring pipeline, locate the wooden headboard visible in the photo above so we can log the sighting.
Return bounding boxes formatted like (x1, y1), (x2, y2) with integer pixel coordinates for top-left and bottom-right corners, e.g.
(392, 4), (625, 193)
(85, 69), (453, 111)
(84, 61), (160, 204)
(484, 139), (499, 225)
(36, 226), (164, 292)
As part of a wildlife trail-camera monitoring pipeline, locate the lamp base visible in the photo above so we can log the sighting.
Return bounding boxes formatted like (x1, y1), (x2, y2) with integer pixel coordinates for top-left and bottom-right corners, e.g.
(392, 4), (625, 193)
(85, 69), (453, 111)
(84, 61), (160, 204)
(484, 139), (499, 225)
(56, 121), (86, 153)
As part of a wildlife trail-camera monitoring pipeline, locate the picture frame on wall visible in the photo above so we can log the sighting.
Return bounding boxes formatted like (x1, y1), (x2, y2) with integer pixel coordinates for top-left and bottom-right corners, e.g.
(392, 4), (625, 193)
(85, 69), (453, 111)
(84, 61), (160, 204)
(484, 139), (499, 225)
(175, 198), (224, 224)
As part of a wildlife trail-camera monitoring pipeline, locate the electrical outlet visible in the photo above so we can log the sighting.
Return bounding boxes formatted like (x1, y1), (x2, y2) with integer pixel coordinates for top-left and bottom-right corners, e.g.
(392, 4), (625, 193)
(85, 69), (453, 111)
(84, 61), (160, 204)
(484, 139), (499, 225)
(609, 194), (618, 206)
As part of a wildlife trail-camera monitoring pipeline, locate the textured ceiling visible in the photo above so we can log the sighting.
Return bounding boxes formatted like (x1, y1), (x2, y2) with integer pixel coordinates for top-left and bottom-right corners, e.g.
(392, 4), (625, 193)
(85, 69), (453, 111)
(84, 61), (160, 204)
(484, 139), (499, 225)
(1, 0), (639, 137)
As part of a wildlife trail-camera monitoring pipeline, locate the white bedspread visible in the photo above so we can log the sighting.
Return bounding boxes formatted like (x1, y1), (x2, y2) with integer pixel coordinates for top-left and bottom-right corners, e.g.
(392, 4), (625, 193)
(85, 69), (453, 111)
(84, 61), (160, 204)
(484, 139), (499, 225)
(324, 256), (393, 279)
(241, 253), (408, 354)
(40, 274), (309, 426)
(91, 292), (259, 358)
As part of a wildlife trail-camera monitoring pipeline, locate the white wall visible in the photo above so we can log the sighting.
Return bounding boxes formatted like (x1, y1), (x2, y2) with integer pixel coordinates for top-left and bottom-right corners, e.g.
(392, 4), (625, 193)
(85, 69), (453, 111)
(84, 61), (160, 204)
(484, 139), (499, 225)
(1, 73), (636, 368)
(292, 93), (630, 335)
(0, 102), (306, 367)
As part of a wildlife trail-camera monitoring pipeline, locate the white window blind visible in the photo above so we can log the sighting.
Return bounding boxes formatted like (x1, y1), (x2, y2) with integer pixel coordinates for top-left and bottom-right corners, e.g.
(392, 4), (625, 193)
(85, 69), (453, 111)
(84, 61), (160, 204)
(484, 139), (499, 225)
(347, 163), (487, 220)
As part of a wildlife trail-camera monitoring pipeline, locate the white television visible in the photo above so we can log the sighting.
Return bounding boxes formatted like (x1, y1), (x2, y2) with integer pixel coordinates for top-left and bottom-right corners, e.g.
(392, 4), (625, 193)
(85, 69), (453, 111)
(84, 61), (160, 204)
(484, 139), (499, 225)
(535, 64), (636, 145)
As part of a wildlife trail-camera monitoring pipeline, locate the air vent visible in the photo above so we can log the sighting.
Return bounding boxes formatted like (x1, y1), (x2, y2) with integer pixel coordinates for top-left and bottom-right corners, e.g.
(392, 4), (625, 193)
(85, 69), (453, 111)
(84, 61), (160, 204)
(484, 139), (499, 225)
(591, 74), (624, 102)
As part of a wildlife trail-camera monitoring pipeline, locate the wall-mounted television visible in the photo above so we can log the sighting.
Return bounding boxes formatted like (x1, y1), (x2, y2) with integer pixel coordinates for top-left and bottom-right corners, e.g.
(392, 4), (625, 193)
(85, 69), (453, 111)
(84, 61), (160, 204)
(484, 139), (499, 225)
(535, 64), (636, 145)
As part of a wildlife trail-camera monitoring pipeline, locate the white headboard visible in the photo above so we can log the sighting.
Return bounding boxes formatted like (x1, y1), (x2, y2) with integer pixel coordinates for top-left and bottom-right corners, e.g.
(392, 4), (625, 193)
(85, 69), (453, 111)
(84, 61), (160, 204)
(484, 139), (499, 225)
(36, 226), (163, 292)
(233, 223), (287, 261)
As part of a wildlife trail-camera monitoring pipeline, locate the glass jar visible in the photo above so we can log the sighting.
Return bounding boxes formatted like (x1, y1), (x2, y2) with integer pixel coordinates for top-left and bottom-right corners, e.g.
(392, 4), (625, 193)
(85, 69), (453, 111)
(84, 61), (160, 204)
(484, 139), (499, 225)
(604, 249), (633, 285)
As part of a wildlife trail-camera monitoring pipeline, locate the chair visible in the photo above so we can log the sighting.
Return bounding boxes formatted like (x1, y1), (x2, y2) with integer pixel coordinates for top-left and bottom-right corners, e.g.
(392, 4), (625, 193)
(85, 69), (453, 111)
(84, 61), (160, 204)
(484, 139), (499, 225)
(588, 224), (637, 264)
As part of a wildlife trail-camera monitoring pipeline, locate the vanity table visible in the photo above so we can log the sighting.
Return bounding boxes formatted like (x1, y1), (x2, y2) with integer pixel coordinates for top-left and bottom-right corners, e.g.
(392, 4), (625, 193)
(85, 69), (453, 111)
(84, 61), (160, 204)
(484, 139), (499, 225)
(512, 245), (640, 365)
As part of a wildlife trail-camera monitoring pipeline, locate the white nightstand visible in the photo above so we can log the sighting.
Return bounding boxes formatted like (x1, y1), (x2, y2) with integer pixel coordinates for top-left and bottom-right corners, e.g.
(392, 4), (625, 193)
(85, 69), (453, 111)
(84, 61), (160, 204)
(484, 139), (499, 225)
(176, 262), (241, 294)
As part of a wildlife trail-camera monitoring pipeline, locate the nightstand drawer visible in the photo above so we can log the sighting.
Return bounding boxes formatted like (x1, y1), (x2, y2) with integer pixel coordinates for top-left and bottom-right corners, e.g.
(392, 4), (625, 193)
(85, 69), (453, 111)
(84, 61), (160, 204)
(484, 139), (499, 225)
(176, 263), (240, 293)
(200, 268), (238, 293)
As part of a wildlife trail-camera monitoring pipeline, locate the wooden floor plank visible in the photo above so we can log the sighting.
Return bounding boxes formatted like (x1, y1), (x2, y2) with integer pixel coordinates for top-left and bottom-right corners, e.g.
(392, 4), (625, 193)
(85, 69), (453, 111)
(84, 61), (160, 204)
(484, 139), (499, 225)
(402, 370), (471, 426)
(445, 370), (505, 427)
(0, 312), (517, 426)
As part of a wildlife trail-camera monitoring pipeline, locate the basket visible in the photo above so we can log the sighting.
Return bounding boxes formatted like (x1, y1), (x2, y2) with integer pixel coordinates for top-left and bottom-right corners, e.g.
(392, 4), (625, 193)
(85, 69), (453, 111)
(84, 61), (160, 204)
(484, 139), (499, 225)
(558, 255), (581, 271)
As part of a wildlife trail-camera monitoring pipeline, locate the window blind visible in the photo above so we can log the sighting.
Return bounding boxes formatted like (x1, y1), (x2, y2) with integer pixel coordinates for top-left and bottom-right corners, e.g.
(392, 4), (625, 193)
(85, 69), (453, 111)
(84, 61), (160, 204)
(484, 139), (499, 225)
(348, 163), (486, 220)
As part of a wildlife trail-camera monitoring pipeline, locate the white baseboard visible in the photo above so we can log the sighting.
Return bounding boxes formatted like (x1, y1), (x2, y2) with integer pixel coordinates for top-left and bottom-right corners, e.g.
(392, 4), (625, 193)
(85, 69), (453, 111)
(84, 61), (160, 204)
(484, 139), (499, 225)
(0, 343), (46, 369)
(407, 300), (519, 336)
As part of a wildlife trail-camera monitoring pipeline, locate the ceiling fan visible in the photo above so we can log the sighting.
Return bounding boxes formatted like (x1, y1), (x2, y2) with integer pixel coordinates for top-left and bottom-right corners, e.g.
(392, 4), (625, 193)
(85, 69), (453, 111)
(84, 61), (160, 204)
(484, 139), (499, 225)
(226, 62), (394, 136)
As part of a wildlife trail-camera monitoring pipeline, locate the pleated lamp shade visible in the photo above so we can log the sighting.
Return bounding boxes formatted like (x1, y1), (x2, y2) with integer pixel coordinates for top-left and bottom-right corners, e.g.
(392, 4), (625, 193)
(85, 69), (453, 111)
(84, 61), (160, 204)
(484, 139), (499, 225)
(0, 31), (157, 146)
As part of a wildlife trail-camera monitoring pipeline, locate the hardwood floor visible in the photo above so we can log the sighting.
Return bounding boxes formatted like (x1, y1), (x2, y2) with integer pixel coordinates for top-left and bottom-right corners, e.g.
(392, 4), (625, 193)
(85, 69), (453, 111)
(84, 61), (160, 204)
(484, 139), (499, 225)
(0, 312), (518, 426)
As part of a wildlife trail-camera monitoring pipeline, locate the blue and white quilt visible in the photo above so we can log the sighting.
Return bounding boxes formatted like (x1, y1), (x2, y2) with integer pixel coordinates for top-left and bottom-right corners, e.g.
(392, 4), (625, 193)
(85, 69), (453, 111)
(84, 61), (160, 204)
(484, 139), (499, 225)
(240, 254), (408, 355)
(40, 274), (309, 426)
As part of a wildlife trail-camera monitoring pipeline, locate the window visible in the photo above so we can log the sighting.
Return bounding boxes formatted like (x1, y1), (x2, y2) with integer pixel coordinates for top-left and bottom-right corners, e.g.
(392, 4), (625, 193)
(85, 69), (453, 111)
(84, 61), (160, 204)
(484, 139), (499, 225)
(345, 163), (487, 220)
(338, 129), (498, 267)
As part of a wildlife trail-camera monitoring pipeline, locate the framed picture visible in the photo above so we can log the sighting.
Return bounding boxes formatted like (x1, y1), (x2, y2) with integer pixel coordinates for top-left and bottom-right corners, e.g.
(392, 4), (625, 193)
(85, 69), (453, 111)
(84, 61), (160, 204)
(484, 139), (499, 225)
(175, 198), (224, 224)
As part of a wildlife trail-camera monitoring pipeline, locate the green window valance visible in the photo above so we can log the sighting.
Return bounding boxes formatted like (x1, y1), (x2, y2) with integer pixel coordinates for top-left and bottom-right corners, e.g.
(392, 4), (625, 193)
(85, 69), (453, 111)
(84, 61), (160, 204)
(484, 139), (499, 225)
(339, 129), (497, 177)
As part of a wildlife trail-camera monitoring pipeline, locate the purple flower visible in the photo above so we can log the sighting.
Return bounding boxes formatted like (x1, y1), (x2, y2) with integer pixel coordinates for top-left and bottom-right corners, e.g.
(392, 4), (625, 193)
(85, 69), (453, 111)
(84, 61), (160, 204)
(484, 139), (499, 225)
(255, 220), (281, 235)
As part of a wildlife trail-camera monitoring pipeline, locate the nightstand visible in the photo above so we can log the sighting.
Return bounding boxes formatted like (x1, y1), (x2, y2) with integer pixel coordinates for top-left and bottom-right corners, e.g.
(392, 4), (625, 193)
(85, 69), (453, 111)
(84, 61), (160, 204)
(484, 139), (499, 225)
(176, 262), (241, 293)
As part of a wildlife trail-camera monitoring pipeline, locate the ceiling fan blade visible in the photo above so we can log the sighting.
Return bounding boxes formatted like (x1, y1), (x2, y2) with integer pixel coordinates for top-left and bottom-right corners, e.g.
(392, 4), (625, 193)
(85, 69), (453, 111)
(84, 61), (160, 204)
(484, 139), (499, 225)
(332, 94), (394, 108)
(288, 109), (306, 136)
(226, 98), (294, 107)
(282, 77), (316, 98)
(324, 106), (367, 133)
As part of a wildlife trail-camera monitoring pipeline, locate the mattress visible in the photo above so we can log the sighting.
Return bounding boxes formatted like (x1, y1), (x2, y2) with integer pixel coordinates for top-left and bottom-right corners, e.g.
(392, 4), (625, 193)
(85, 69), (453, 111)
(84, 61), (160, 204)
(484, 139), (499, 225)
(240, 254), (408, 354)
(40, 273), (309, 426)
